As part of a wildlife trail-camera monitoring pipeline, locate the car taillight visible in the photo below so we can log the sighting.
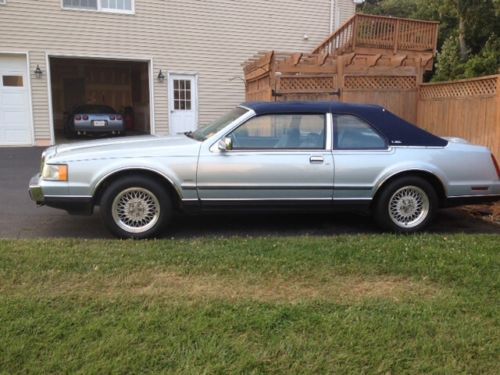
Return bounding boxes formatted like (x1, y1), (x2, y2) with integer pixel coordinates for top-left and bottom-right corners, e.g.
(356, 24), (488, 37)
(491, 154), (500, 179)
(109, 115), (116, 120)
(75, 115), (81, 121)
(116, 114), (122, 120)
(82, 115), (89, 120)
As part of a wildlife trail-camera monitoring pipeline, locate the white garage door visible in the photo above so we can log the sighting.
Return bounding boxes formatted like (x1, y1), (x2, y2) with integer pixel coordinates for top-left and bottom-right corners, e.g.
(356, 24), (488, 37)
(0, 54), (32, 145)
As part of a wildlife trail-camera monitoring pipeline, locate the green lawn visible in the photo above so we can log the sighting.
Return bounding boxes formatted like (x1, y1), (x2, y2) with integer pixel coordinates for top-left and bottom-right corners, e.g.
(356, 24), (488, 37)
(0, 235), (498, 374)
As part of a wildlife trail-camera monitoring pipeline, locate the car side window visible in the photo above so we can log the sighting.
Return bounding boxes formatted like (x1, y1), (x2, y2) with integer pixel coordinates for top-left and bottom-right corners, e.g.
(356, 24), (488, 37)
(334, 115), (386, 150)
(229, 114), (325, 150)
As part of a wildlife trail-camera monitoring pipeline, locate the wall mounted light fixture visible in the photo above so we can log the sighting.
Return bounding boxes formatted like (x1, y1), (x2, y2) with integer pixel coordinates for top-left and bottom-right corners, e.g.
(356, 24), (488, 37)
(157, 69), (165, 82)
(34, 65), (43, 79)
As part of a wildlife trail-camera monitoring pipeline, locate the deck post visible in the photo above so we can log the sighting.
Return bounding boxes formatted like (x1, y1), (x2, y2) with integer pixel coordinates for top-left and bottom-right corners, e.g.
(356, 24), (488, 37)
(351, 15), (358, 51)
(393, 19), (400, 54)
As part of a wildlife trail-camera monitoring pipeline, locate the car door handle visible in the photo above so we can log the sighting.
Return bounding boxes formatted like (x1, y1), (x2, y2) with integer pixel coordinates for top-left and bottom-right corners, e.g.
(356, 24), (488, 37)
(309, 156), (324, 163)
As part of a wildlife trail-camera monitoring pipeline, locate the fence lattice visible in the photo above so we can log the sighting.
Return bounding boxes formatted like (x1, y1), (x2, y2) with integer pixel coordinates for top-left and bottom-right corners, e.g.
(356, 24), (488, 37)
(279, 75), (337, 92)
(344, 75), (416, 90)
(420, 76), (497, 99)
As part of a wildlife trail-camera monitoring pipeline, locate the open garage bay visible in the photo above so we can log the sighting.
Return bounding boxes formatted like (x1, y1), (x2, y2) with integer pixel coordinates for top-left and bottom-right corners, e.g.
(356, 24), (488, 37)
(49, 57), (151, 143)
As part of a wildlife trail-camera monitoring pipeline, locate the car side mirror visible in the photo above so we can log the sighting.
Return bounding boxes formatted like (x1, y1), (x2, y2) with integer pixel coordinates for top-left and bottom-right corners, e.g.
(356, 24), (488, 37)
(218, 137), (233, 151)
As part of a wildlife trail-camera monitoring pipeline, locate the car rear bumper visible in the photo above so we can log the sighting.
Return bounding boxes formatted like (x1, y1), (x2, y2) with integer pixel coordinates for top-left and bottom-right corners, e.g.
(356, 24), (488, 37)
(29, 174), (93, 215)
(444, 194), (500, 207)
(73, 123), (124, 133)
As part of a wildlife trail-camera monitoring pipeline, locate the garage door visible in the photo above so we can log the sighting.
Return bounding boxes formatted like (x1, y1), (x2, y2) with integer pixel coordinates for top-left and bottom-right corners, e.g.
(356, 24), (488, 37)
(0, 55), (32, 145)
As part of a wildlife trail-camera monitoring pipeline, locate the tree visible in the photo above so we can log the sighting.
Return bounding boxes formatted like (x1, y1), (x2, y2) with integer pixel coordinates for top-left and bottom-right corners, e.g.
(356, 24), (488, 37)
(359, 0), (500, 80)
(433, 33), (463, 81)
(462, 34), (500, 78)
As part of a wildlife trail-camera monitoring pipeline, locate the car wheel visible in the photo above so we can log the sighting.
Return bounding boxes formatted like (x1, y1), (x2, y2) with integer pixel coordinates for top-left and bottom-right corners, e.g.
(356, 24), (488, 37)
(64, 126), (74, 139)
(100, 175), (172, 239)
(373, 176), (438, 233)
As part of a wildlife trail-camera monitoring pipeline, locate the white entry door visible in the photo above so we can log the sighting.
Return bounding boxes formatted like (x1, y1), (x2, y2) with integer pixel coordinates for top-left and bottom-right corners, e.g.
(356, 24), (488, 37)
(168, 74), (198, 134)
(0, 54), (32, 145)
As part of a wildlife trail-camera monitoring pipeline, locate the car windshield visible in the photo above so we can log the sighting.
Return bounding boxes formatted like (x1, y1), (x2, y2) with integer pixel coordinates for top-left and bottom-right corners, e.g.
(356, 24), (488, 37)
(188, 107), (249, 141)
(74, 105), (117, 114)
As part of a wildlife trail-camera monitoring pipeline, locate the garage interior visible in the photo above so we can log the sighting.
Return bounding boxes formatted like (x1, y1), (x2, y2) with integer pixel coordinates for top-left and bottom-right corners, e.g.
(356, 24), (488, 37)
(49, 57), (150, 143)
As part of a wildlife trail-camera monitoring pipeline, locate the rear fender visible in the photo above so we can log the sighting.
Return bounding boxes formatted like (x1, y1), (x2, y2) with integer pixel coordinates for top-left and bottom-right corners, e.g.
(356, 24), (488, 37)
(373, 162), (448, 197)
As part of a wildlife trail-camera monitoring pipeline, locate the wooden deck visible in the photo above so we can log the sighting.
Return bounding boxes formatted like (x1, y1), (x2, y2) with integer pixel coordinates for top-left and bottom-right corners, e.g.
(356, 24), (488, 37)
(243, 14), (438, 105)
(313, 14), (439, 56)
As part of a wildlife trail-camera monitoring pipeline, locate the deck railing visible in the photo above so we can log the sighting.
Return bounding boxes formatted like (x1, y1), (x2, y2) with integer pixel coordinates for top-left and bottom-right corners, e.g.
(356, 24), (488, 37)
(313, 14), (439, 55)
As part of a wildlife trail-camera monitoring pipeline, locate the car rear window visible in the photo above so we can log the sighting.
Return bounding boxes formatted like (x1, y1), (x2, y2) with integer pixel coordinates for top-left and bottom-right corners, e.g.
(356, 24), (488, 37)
(74, 105), (117, 114)
(334, 115), (387, 150)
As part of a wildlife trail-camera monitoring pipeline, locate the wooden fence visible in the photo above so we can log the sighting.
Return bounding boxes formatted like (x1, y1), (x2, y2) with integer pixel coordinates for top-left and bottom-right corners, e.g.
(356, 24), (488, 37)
(342, 75), (418, 123)
(417, 75), (500, 157)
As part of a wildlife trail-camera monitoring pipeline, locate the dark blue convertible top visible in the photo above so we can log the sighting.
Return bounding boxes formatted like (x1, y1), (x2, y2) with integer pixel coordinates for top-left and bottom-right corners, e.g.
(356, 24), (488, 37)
(242, 102), (448, 147)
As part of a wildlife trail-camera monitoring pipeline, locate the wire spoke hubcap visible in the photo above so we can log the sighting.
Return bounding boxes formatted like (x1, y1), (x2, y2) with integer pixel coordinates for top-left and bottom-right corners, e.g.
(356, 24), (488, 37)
(112, 187), (160, 233)
(388, 185), (430, 228)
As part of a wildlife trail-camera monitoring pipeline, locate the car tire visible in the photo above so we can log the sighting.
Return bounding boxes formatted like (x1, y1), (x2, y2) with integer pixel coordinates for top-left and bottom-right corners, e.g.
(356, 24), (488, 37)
(100, 175), (172, 239)
(64, 126), (74, 139)
(373, 176), (438, 233)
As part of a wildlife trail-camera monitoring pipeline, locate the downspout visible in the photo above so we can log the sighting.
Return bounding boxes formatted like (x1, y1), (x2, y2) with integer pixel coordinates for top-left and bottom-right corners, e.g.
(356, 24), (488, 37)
(330, 0), (335, 34)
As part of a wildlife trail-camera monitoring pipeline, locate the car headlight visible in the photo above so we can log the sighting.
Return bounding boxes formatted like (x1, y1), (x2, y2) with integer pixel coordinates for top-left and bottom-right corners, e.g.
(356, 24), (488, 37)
(42, 164), (68, 181)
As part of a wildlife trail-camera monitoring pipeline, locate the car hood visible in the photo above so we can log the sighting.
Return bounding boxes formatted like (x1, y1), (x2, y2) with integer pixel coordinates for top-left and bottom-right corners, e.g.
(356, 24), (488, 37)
(50, 135), (201, 162)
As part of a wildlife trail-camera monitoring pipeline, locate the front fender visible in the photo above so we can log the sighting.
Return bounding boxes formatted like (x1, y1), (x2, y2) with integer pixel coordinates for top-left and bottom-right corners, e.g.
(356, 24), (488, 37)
(66, 157), (196, 200)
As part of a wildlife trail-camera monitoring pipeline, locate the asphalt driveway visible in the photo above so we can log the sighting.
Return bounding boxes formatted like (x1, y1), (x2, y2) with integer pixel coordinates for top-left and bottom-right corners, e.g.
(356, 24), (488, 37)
(0, 147), (498, 239)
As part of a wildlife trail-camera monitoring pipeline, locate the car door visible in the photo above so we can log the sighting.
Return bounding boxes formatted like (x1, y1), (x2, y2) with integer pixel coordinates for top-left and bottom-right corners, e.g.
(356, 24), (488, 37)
(196, 113), (334, 205)
(331, 114), (395, 201)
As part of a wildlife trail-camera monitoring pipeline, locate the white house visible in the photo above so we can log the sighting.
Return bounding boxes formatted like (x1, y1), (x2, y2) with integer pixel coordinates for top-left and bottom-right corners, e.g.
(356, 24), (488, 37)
(0, 0), (356, 146)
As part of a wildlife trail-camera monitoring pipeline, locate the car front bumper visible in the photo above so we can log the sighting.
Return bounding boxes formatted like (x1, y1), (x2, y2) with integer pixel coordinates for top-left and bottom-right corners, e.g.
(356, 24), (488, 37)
(29, 173), (94, 215)
(29, 174), (44, 204)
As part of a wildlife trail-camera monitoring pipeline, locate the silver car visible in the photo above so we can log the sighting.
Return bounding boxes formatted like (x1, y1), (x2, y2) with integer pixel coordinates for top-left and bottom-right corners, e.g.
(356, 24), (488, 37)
(29, 102), (500, 238)
(65, 104), (125, 137)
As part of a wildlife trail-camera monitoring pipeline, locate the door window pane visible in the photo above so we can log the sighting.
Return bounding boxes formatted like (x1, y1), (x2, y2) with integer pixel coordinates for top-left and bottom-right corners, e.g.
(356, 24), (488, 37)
(230, 114), (325, 149)
(172, 79), (192, 111)
(334, 115), (386, 149)
(2, 75), (23, 87)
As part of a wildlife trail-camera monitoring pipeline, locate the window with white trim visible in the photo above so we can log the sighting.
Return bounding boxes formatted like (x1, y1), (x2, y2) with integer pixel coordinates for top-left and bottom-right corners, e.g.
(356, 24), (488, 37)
(63, 0), (97, 10)
(0, 0), (7, 5)
(101, 0), (132, 12)
(62, 0), (133, 13)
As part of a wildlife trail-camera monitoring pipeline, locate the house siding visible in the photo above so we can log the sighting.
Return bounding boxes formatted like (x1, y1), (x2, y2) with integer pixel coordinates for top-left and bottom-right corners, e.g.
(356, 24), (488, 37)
(0, 0), (355, 144)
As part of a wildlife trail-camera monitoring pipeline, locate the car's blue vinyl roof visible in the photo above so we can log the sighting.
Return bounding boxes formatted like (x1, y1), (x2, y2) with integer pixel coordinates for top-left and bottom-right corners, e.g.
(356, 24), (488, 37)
(243, 101), (379, 115)
(241, 101), (448, 147)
